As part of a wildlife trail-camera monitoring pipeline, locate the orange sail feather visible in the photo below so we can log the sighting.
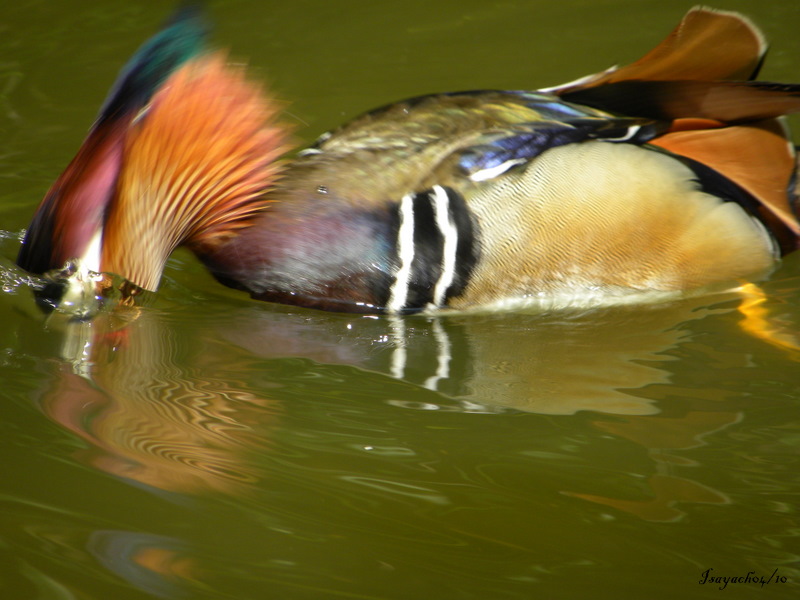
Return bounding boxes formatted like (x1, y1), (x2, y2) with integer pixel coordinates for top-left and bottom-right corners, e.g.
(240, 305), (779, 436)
(102, 53), (293, 292)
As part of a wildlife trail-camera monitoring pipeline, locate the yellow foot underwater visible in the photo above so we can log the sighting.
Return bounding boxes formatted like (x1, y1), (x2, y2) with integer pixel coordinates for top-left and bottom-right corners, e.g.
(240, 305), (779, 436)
(737, 283), (800, 359)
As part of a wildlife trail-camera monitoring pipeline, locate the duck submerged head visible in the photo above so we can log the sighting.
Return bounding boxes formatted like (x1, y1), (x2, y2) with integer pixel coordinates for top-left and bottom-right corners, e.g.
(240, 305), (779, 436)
(16, 8), (291, 317)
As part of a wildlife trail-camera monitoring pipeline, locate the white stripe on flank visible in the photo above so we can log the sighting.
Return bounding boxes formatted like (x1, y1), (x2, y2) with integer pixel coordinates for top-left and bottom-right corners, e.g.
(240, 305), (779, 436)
(430, 186), (458, 307)
(387, 194), (415, 313)
(469, 158), (525, 182)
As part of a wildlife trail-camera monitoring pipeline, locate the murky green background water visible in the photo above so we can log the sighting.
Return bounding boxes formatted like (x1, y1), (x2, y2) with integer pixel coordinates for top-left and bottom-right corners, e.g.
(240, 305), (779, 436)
(1, 1), (799, 598)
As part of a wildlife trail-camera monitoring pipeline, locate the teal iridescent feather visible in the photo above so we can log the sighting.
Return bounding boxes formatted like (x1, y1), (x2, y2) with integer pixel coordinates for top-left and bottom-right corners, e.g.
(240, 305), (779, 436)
(96, 4), (208, 124)
(16, 4), (209, 282)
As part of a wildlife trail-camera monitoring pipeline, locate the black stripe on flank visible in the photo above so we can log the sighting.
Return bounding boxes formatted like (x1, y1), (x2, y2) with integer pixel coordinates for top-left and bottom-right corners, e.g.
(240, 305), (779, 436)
(443, 187), (479, 303)
(403, 192), (443, 311)
(390, 187), (479, 313)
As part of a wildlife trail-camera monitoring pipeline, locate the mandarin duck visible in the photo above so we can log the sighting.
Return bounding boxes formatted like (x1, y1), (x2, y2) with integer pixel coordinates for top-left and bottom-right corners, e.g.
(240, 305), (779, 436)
(16, 6), (800, 316)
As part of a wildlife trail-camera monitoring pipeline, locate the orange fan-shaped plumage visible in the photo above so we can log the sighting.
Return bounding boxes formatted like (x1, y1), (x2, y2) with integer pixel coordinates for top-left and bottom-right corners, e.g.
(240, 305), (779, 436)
(102, 53), (292, 292)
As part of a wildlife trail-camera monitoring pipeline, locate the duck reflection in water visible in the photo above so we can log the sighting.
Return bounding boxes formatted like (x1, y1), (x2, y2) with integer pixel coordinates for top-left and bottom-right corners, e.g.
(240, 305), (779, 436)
(563, 411), (737, 522)
(26, 307), (284, 597)
(37, 305), (279, 499)
(15, 269), (790, 598)
(210, 295), (754, 523)
(33, 291), (752, 515)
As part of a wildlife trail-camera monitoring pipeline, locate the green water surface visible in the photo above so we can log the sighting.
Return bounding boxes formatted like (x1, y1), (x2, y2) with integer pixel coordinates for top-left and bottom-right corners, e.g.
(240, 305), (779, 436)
(0, 1), (799, 598)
